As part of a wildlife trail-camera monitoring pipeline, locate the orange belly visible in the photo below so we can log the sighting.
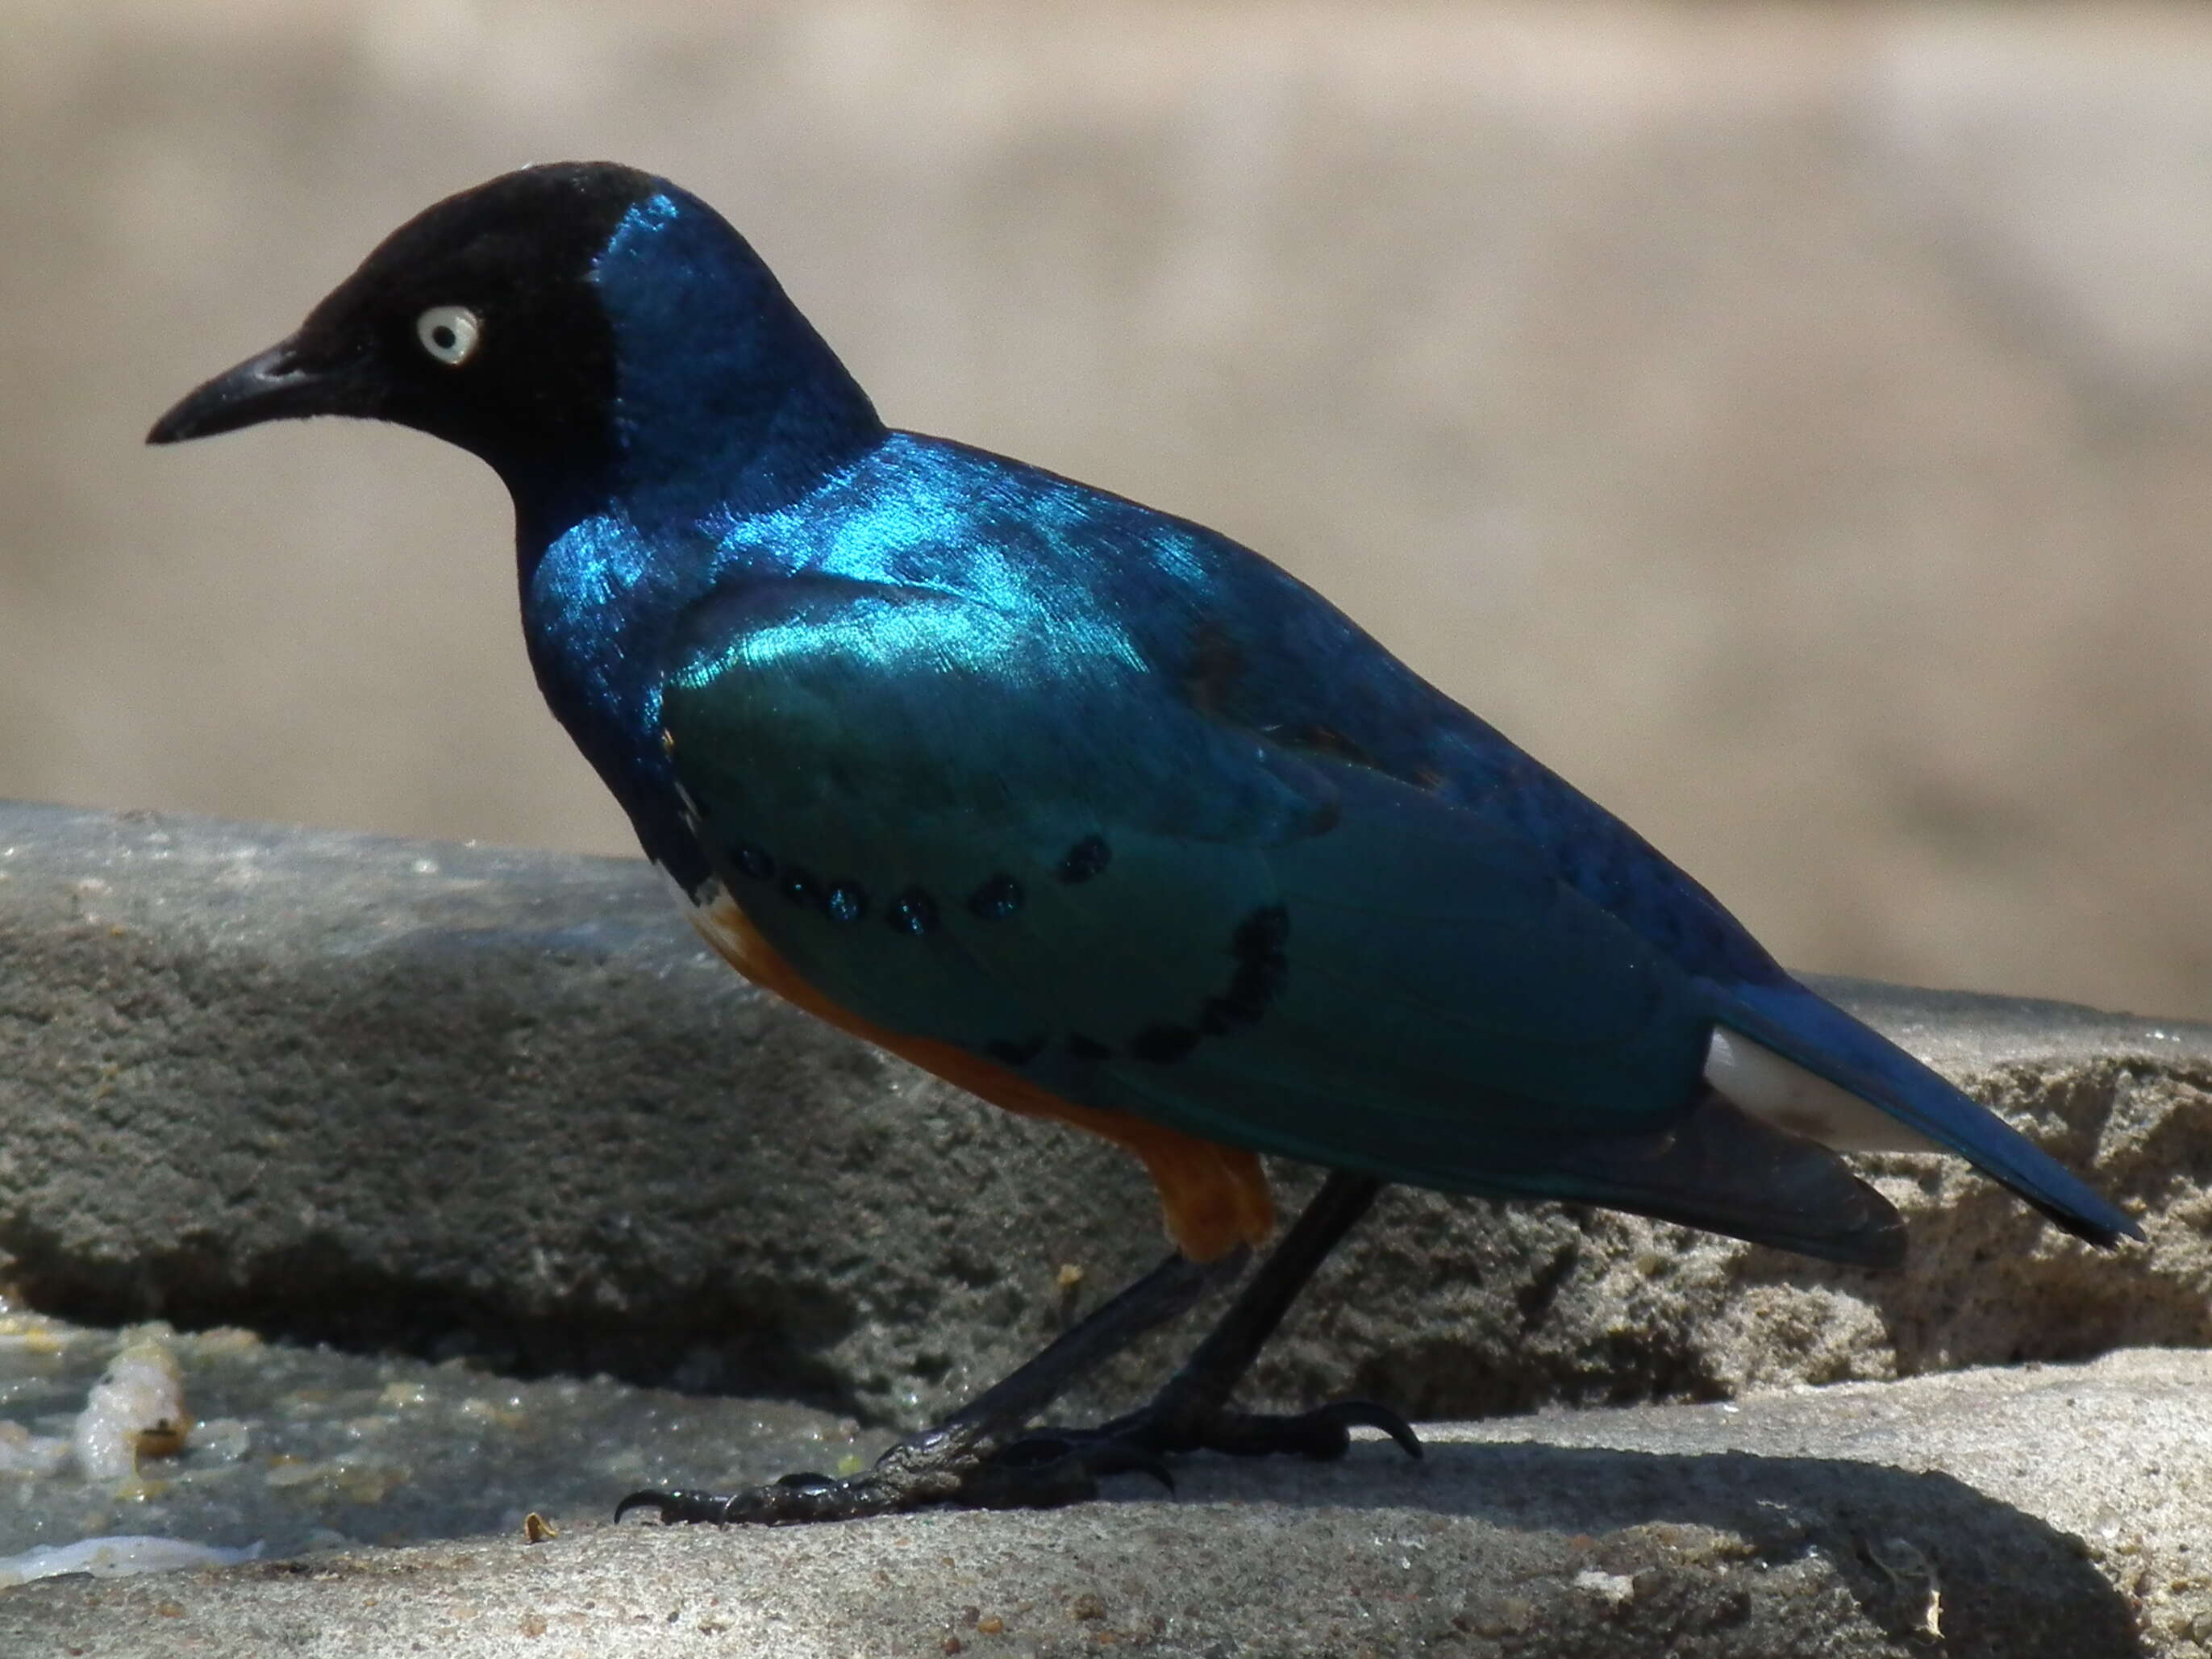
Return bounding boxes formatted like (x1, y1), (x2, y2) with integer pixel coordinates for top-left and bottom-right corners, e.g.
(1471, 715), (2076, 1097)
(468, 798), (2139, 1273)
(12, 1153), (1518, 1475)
(688, 891), (1274, 1261)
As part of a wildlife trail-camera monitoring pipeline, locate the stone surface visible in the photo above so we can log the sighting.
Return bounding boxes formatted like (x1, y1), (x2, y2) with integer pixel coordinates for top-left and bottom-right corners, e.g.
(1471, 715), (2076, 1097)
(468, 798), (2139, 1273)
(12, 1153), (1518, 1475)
(4, 1349), (2202, 1658)
(0, 1312), (864, 1565)
(0, 799), (2204, 1443)
(8, 2), (2212, 1018)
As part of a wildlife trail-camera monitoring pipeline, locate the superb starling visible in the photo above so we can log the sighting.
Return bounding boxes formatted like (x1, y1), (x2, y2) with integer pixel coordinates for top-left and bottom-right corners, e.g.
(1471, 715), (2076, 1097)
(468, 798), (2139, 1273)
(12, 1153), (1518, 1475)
(149, 164), (2135, 1524)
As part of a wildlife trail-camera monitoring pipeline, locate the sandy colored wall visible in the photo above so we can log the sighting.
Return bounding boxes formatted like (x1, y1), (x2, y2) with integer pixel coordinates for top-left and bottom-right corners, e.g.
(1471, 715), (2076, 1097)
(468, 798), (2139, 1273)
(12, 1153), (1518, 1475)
(6, 1), (2212, 1015)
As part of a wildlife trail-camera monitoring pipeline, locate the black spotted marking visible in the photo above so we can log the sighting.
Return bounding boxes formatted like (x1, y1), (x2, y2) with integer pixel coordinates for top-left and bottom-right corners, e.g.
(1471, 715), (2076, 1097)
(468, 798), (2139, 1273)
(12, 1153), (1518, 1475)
(781, 867), (821, 908)
(1130, 1023), (1200, 1065)
(985, 1035), (1048, 1067)
(1064, 1032), (1112, 1061)
(824, 881), (869, 923)
(1056, 835), (1111, 884)
(968, 873), (1023, 920)
(1226, 905), (1289, 1011)
(885, 888), (939, 936)
(733, 844), (775, 881)
(1131, 904), (1289, 1062)
(1197, 905), (1291, 1034)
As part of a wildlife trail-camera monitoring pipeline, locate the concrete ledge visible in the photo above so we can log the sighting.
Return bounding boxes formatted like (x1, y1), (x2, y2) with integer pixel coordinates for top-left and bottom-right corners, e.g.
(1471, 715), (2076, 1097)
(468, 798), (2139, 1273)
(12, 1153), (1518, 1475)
(0, 799), (2206, 1432)
(4, 1349), (2200, 1658)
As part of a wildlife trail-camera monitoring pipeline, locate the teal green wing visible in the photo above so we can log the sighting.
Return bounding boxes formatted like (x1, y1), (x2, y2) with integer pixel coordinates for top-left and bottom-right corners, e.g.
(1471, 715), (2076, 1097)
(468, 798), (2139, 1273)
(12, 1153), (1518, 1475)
(657, 574), (1893, 1257)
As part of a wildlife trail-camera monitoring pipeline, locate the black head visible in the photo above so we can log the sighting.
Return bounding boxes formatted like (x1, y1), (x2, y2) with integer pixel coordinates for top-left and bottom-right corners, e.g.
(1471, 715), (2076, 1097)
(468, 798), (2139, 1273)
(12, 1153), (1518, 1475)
(149, 162), (880, 524)
(149, 165), (652, 477)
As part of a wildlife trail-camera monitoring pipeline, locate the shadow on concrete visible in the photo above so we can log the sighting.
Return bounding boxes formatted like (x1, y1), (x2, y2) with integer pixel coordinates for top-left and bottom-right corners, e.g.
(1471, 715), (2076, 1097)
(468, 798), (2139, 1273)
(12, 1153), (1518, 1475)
(1152, 1436), (2139, 1658)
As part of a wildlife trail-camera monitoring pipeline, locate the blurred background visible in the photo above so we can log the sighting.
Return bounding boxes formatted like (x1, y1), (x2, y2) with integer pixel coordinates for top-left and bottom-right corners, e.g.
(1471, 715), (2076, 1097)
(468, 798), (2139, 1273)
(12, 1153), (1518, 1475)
(5, 1), (2212, 1016)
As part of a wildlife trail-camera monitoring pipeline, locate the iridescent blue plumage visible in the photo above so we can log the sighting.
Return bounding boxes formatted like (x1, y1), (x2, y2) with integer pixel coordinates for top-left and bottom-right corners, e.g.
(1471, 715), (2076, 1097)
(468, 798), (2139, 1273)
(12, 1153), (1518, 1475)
(497, 173), (2130, 1257)
(148, 159), (2140, 1522)
(515, 179), (881, 884)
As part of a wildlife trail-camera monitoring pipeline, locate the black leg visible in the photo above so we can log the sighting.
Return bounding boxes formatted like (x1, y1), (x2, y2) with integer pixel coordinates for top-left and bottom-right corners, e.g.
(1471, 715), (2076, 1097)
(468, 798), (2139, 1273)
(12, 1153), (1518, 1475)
(1009, 1169), (1420, 1470)
(616, 1169), (1414, 1527)
(1137, 1169), (1389, 1420)
(615, 1241), (1248, 1525)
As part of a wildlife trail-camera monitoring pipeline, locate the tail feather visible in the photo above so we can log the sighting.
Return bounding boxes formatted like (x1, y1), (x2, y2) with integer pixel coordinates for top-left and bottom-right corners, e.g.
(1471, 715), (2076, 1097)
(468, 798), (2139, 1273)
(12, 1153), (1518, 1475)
(1710, 981), (2139, 1247)
(1547, 1088), (1906, 1268)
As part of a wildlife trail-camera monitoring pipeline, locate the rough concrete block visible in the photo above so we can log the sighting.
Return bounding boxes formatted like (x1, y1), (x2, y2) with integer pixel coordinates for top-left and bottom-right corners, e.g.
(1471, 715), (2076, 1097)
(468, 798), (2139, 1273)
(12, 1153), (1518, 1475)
(4, 1349), (2200, 1658)
(0, 800), (2202, 1436)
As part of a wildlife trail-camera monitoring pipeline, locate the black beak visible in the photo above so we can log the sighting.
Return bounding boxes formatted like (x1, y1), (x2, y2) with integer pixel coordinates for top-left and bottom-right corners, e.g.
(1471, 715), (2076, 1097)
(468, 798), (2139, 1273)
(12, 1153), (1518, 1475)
(147, 338), (367, 444)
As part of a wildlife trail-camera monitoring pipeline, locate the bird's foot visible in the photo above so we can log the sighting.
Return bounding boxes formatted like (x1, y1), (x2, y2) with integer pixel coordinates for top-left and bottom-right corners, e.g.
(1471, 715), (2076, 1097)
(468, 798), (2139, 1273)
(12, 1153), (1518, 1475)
(614, 1419), (1154, 1526)
(617, 1178), (1412, 1527)
(614, 1394), (1420, 1526)
(1001, 1391), (1423, 1486)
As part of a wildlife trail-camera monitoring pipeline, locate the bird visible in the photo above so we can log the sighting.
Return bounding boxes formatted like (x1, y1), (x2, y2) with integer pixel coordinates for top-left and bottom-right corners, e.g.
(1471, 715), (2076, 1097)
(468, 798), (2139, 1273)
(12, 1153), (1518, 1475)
(148, 161), (2138, 1524)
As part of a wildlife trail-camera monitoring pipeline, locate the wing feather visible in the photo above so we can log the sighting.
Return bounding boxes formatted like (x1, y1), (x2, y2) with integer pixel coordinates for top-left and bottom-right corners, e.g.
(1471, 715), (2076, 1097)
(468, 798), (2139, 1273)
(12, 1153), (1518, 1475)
(660, 574), (1716, 1189)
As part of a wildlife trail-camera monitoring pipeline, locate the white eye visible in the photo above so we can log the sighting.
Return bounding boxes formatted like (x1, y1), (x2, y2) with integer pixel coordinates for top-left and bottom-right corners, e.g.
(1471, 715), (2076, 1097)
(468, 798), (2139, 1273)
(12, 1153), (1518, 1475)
(415, 305), (481, 366)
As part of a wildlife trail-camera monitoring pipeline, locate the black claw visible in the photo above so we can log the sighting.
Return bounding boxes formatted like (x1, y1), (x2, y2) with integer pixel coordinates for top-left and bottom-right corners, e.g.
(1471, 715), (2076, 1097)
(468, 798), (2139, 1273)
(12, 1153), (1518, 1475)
(1315, 1398), (1424, 1461)
(997, 1431), (1178, 1494)
(1202, 1408), (1344, 1461)
(618, 1478), (897, 1527)
(615, 1486), (728, 1524)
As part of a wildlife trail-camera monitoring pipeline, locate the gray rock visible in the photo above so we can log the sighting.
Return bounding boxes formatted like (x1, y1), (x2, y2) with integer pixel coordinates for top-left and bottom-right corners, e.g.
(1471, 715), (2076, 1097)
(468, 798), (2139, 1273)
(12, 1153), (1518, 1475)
(2, 1348), (2198, 1658)
(0, 798), (1173, 1424)
(0, 798), (2202, 1440)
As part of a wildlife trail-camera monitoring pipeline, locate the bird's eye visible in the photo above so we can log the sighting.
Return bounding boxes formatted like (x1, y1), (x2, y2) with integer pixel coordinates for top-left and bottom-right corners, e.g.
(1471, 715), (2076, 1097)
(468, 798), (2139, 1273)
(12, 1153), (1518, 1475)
(414, 305), (481, 366)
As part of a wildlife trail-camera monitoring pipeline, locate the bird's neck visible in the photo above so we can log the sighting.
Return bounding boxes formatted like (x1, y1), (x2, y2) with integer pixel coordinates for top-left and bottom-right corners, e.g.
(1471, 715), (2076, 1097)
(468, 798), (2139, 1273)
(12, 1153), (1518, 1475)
(504, 190), (889, 881)
(497, 189), (885, 550)
(591, 189), (884, 527)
